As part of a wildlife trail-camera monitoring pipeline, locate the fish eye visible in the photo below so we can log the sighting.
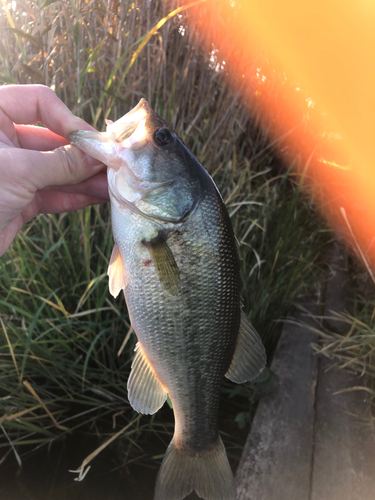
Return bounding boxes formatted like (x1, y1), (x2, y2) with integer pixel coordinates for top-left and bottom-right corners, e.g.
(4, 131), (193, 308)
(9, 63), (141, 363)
(154, 128), (174, 146)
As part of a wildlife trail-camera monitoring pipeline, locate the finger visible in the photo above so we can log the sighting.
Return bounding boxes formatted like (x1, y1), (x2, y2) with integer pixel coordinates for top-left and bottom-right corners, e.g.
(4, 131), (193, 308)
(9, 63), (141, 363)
(0, 216), (24, 257)
(1, 145), (105, 193)
(15, 124), (69, 151)
(0, 190), (107, 257)
(42, 171), (109, 200)
(35, 190), (108, 214)
(0, 85), (96, 140)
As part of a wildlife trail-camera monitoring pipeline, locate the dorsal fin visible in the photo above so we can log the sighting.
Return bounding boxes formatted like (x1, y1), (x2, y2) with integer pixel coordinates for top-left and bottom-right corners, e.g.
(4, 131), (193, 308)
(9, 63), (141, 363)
(225, 310), (266, 383)
(127, 342), (168, 414)
(107, 243), (127, 298)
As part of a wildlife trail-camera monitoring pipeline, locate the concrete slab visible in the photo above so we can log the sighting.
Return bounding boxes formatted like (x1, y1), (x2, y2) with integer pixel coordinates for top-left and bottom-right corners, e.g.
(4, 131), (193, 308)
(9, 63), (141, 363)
(311, 357), (375, 500)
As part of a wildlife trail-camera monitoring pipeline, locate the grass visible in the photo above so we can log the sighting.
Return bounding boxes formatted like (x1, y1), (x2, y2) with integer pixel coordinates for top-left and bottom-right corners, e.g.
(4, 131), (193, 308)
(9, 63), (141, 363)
(310, 259), (375, 399)
(0, 0), (331, 487)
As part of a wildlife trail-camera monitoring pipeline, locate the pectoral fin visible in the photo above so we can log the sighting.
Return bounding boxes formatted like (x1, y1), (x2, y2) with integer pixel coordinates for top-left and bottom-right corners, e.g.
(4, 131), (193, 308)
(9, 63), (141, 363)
(107, 243), (127, 298)
(143, 232), (180, 295)
(225, 310), (266, 383)
(127, 342), (167, 414)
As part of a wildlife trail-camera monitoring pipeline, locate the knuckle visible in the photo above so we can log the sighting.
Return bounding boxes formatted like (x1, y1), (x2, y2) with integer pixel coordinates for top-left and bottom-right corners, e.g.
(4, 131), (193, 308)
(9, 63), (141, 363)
(36, 84), (56, 103)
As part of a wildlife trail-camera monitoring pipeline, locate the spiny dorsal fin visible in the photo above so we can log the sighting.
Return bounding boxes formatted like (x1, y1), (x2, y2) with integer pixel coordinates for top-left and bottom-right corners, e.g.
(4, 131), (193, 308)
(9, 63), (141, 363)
(107, 243), (127, 298)
(143, 232), (180, 295)
(225, 310), (266, 383)
(127, 342), (167, 414)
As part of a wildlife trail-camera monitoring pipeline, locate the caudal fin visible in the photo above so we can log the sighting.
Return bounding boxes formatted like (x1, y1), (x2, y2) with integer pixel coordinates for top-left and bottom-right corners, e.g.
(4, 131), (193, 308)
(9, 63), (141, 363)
(154, 435), (236, 500)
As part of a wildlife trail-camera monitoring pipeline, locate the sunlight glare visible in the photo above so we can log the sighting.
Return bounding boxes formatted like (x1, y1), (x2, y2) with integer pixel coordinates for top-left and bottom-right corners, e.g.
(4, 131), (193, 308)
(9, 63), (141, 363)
(191, 0), (375, 267)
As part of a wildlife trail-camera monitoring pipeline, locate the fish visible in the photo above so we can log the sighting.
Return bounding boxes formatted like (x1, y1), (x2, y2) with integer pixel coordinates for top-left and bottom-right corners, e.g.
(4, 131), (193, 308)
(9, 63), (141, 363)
(69, 99), (266, 500)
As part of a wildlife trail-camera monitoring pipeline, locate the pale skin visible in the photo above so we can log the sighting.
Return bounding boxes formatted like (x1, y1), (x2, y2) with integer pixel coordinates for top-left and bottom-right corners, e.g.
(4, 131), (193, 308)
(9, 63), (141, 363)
(0, 84), (109, 256)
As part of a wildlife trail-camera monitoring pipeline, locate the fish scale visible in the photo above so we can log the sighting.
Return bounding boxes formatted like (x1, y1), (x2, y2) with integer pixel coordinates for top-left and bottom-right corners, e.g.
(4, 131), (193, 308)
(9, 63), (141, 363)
(69, 98), (266, 500)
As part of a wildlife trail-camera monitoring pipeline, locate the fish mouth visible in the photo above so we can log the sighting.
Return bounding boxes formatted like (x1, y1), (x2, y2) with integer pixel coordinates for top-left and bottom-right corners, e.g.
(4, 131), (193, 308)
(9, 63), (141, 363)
(69, 98), (171, 158)
(69, 99), (174, 218)
(105, 98), (150, 143)
(69, 98), (151, 162)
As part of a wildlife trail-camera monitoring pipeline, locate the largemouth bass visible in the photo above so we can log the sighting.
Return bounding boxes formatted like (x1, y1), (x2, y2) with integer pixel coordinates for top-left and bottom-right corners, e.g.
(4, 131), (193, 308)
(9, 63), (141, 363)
(70, 99), (266, 500)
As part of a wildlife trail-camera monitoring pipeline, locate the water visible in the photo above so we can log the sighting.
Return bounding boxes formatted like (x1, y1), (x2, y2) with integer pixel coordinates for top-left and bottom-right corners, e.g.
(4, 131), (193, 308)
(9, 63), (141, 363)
(0, 385), (253, 499)
(0, 434), (157, 500)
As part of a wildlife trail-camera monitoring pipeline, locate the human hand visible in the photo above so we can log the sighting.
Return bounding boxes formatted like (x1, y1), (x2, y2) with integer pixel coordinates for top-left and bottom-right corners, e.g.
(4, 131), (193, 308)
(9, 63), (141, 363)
(0, 84), (109, 257)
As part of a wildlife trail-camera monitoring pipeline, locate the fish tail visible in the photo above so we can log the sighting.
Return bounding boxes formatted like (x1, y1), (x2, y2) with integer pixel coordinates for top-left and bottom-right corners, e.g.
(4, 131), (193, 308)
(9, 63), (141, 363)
(154, 434), (236, 500)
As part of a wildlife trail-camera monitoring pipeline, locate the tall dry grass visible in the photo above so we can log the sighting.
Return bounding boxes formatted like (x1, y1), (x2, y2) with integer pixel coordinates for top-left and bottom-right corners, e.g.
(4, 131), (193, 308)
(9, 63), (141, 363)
(0, 0), (269, 172)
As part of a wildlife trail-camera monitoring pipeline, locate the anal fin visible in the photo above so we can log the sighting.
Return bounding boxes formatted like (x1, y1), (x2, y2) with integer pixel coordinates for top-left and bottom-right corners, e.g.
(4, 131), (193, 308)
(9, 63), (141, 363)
(225, 310), (266, 383)
(107, 243), (127, 298)
(127, 342), (167, 414)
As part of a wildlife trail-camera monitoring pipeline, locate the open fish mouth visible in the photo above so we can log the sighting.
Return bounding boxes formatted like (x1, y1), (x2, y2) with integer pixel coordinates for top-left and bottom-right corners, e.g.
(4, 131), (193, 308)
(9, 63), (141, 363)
(69, 99), (177, 219)
(105, 98), (150, 145)
(69, 98), (151, 163)
(69, 99), (155, 198)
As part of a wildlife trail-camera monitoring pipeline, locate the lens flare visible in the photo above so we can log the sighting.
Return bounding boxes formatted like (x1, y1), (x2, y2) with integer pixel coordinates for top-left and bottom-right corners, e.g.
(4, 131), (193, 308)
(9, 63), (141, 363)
(189, 0), (375, 268)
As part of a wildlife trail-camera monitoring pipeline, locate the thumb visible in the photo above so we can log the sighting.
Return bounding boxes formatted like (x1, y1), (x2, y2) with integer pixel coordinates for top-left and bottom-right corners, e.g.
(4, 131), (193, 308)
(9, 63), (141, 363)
(4, 145), (105, 192)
